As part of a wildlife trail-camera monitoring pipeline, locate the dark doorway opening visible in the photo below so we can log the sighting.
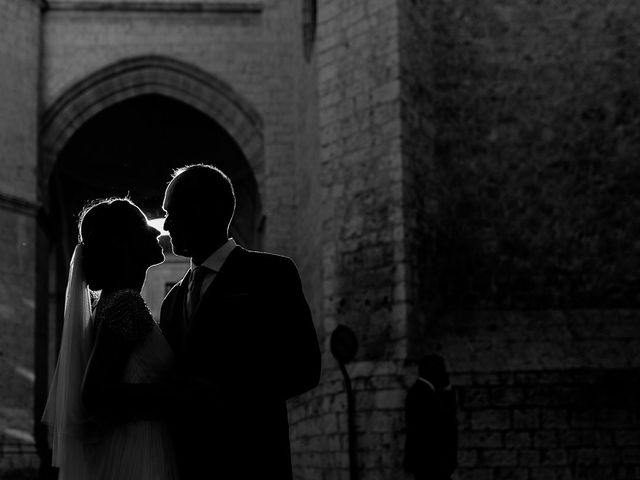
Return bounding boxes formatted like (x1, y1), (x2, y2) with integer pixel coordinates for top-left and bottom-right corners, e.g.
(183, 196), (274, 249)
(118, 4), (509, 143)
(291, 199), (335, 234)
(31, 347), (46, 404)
(44, 91), (263, 383)
(51, 93), (261, 247)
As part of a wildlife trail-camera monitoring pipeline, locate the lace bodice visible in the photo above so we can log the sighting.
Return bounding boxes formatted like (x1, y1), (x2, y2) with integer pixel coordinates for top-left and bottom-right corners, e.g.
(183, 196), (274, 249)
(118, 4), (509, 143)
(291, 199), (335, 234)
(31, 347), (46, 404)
(94, 289), (174, 383)
(94, 289), (156, 342)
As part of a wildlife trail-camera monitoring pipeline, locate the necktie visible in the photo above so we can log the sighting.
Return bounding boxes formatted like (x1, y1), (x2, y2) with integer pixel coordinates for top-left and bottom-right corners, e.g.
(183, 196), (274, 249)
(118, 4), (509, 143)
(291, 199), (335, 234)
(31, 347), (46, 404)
(187, 266), (209, 317)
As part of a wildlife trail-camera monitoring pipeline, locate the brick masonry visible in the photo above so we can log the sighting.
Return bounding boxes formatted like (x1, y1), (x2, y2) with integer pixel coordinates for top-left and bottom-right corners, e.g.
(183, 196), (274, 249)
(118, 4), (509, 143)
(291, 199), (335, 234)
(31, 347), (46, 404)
(400, 0), (640, 479)
(297, 0), (409, 478)
(414, 309), (640, 479)
(414, 0), (640, 310)
(297, 0), (640, 478)
(0, 0), (41, 474)
(287, 2), (328, 476)
(290, 361), (409, 480)
(453, 369), (640, 480)
(317, 0), (404, 360)
(0, 0), (39, 203)
(0, 210), (39, 474)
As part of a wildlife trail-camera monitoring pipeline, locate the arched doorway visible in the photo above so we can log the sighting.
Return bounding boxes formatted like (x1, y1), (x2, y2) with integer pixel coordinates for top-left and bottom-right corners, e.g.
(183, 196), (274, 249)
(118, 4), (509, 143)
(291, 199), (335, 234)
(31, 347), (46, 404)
(50, 92), (263, 310)
(36, 57), (265, 467)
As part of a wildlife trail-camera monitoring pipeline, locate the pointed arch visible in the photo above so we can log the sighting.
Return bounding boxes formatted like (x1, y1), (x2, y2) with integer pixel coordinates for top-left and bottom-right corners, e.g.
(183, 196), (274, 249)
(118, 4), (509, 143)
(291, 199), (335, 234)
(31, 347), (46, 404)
(40, 55), (264, 201)
(35, 57), (268, 464)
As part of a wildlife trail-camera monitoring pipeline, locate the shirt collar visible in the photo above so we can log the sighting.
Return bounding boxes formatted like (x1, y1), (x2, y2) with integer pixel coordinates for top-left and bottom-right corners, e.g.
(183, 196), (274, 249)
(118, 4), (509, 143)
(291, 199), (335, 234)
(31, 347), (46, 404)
(417, 377), (436, 391)
(191, 238), (237, 273)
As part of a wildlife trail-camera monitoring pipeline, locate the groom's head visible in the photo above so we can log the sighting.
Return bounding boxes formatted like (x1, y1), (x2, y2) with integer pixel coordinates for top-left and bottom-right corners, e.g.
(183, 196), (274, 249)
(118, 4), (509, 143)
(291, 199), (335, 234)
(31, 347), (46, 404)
(163, 164), (236, 259)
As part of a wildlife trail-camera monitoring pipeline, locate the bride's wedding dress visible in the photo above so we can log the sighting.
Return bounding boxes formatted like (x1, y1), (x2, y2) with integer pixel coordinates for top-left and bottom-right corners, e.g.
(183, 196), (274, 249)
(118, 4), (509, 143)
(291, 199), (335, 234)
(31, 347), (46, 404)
(87, 289), (179, 480)
(43, 244), (178, 480)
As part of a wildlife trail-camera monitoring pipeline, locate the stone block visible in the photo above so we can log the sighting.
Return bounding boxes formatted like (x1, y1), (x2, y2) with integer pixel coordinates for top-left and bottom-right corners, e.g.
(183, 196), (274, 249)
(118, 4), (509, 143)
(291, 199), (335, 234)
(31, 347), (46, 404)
(494, 467), (529, 480)
(622, 448), (640, 465)
(458, 449), (478, 467)
(504, 432), (531, 449)
(481, 449), (518, 467)
(541, 449), (568, 466)
(540, 409), (569, 429)
(519, 449), (541, 467)
(471, 409), (511, 430)
(374, 389), (404, 410)
(514, 409), (540, 430)
(533, 431), (558, 449)
(616, 430), (640, 447)
(458, 431), (503, 449)
(530, 468), (556, 480)
(570, 409), (596, 429)
(491, 386), (525, 407)
(455, 468), (493, 480)
(460, 387), (490, 408)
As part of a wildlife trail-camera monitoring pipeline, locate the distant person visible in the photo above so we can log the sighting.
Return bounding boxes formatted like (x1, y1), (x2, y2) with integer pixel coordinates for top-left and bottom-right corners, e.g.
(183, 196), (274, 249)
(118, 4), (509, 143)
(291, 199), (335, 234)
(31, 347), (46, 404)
(404, 354), (458, 480)
(160, 164), (321, 480)
(42, 198), (178, 479)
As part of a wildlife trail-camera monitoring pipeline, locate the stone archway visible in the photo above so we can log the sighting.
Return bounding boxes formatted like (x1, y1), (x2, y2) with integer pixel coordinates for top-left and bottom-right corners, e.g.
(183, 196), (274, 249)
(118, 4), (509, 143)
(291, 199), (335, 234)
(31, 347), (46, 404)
(40, 55), (264, 202)
(35, 56), (266, 465)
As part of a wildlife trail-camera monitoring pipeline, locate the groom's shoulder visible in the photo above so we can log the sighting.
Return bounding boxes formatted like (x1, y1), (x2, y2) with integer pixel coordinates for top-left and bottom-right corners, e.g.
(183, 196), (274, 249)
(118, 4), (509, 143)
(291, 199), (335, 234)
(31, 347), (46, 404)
(161, 271), (188, 303)
(236, 246), (298, 273)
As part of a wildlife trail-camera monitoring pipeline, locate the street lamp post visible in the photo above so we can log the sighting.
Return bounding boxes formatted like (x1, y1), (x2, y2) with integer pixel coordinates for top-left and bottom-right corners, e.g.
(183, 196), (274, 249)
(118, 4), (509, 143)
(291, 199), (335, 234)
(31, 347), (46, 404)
(330, 325), (359, 480)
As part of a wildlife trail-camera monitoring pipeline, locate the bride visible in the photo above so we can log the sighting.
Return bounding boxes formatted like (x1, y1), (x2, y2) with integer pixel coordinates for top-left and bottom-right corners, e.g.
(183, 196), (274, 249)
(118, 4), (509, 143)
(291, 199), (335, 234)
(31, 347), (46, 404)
(42, 197), (178, 480)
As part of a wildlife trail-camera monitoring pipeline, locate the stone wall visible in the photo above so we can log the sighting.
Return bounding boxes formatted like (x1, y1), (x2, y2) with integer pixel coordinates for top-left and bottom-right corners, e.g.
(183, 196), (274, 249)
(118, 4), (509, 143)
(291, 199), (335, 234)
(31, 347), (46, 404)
(317, 0), (403, 369)
(396, 0), (437, 355)
(285, 1), (326, 477)
(291, 361), (409, 480)
(423, 0), (640, 311)
(292, 0), (409, 478)
(0, 0), (39, 203)
(0, 210), (39, 475)
(261, 0), (299, 256)
(2, 0), (638, 478)
(321, 0), (640, 479)
(453, 368), (640, 480)
(41, 1), (299, 255)
(417, 310), (640, 479)
(405, 1), (640, 477)
(293, 0), (323, 346)
(0, 0), (41, 474)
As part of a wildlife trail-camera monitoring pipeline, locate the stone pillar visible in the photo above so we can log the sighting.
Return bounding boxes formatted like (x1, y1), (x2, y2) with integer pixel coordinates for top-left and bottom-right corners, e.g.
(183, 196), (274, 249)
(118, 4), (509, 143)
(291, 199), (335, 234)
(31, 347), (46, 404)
(0, 0), (42, 474)
(397, 0), (436, 356)
(291, 1), (410, 479)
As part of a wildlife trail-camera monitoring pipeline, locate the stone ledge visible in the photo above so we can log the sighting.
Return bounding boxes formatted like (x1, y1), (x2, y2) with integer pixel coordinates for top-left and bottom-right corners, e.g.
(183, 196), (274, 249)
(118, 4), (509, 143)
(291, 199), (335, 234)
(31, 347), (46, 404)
(43, 0), (264, 13)
(0, 193), (39, 217)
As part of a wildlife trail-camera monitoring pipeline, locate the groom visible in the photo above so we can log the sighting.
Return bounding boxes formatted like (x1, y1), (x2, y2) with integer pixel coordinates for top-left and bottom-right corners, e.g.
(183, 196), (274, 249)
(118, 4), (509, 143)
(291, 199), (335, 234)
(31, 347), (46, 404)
(160, 164), (321, 479)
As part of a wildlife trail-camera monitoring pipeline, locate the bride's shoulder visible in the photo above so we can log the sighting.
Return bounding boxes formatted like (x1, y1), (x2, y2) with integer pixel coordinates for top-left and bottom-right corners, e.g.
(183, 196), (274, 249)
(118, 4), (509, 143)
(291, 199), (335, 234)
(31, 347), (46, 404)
(95, 289), (155, 341)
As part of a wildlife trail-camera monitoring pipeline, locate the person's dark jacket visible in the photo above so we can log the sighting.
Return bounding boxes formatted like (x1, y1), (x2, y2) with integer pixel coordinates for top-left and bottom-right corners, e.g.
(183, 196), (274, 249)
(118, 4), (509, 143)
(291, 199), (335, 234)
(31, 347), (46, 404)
(160, 246), (321, 480)
(404, 380), (458, 479)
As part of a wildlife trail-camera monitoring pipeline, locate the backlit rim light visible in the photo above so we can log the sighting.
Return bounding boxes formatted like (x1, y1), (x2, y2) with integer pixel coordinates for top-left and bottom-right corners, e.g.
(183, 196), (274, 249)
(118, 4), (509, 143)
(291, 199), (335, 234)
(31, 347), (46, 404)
(147, 218), (169, 236)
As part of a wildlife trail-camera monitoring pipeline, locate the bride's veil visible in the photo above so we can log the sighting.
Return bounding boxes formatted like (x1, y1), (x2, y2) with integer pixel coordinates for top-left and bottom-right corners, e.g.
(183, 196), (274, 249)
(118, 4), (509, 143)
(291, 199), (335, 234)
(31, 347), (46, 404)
(42, 243), (95, 478)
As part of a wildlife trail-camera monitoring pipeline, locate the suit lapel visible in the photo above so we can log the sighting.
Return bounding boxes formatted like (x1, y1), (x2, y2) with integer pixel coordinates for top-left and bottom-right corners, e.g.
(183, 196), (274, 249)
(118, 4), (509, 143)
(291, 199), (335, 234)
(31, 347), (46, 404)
(185, 246), (245, 338)
(163, 270), (190, 353)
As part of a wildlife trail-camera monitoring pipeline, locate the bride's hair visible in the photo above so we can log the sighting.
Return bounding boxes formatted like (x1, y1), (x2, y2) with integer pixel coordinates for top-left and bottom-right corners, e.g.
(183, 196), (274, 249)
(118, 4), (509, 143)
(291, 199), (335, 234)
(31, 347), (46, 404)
(78, 197), (146, 291)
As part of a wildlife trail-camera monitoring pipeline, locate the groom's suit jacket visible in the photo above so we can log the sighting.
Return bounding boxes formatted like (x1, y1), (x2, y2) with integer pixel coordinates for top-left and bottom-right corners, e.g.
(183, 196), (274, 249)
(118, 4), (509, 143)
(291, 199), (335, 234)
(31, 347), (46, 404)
(160, 246), (321, 480)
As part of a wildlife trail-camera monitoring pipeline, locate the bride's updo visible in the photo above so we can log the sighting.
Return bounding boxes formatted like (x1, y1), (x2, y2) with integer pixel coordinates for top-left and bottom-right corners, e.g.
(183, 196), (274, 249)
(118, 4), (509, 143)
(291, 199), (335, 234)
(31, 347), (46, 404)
(79, 198), (149, 291)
